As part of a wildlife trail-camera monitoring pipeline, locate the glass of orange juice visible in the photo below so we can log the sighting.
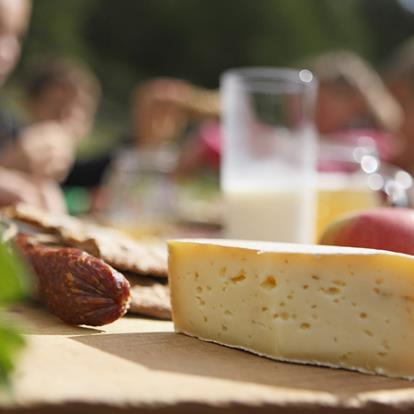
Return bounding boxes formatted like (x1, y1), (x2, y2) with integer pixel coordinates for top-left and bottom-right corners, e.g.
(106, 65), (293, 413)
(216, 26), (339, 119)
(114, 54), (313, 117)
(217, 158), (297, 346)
(315, 138), (413, 241)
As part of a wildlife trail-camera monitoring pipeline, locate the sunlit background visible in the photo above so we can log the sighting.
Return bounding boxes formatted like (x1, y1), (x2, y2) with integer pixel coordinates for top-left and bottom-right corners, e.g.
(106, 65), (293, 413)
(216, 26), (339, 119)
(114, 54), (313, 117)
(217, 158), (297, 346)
(6, 0), (414, 156)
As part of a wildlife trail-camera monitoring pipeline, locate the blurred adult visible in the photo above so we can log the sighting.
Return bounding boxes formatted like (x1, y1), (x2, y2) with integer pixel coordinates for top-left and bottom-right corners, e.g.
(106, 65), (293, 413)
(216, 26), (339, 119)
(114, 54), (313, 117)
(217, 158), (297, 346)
(0, 0), (66, 212)
(384, 37), (414, 174)
(309, 50), (402, 137)
(306, 50), (404, 168)
(175, 51), (405, 176)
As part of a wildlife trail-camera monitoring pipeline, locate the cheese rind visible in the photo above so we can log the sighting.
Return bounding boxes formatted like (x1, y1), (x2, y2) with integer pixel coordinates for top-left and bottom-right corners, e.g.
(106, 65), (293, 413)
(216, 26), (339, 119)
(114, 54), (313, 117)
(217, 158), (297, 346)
(168, 239), (414, 379)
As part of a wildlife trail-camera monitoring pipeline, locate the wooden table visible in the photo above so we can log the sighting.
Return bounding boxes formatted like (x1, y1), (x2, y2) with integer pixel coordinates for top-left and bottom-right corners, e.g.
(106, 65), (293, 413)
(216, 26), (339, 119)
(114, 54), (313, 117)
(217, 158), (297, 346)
(1, 305), (414, 413)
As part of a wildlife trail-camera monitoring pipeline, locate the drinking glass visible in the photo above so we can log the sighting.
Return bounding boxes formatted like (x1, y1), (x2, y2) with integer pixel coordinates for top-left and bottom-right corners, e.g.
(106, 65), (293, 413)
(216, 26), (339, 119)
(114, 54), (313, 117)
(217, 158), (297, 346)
(101, 147), (178, 237)
(220, 67), (318, 243)
(316, 137), (413, 240)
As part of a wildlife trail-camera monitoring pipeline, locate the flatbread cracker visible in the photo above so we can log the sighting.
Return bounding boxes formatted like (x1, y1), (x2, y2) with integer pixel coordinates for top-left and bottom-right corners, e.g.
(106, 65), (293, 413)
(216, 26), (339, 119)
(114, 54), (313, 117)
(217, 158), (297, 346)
(60, 226), (167, 278)
(3, 204), (168, 278)
(3, 203), (81, 234)
(126, 274), (171, 320)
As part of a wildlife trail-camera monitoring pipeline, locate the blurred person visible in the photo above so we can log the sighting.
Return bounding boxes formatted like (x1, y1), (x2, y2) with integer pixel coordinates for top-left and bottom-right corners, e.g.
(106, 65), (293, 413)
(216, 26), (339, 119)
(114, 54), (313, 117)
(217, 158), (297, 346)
(25, 58), (100, 144)
(177, 51), (405, 176)
(0, 166), (66, 212)
(0, 0), (66, 212)
(133, 78), (221, 177)
(385, 37), (414, 174)
(0, 0), (30, 87)
(66, 77), (218, 191)
(24, 58), (101, 190)
(0, 59), (100, 183)
(131, 78), (193, 150)
(91, 78), (220, 215)
(305, 50), (404, 173)
(131, 78), (219, 149)
(309, 50), (402, 138)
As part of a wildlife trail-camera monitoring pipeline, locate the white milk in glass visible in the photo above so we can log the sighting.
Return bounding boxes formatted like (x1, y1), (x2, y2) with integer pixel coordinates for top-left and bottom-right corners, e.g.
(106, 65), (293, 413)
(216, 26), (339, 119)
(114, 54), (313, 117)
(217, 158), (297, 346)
(224, 189), (311, 242)
(220, 68), (317, 243)
(222, 151), (316, 243)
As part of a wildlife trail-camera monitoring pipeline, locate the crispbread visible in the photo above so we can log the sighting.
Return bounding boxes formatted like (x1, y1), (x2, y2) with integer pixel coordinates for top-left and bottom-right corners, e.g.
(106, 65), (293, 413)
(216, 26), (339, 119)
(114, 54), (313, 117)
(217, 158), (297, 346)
(3, 203), (168, 278)
(60, 226), (167, 278)
(3, 203), (81, 234)
(126, 274), (171, 320)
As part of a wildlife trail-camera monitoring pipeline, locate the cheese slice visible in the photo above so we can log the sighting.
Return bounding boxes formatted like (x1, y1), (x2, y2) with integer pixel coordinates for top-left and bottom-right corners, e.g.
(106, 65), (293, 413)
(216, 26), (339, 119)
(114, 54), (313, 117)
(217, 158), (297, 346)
(168, 239), (414, 379)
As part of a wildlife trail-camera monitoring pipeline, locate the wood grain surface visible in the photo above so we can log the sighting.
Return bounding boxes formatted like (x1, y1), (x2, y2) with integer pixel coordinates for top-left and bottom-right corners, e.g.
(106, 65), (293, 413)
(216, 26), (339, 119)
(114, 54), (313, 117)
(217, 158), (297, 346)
(1, 305), (414, 413)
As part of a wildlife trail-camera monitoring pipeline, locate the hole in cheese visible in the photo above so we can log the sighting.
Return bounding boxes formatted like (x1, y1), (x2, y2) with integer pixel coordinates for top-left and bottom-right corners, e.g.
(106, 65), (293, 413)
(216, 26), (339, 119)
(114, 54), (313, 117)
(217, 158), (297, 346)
(321, 287), (340, 295)
(261, 276), (277, 289)
(196, 296), (205, 306)
(230, 271), (247, 283)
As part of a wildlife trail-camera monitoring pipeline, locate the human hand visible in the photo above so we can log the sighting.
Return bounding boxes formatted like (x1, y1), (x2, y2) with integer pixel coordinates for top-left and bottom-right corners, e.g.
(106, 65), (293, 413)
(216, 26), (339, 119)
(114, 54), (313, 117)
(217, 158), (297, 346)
(0, 168), (67, 213)
(0, 121), (76, 181)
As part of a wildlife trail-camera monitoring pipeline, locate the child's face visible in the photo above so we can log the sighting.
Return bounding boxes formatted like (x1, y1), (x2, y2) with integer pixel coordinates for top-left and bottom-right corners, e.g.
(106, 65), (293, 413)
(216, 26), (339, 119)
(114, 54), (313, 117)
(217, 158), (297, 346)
(314, 83), (365, 135)
(30, 83), (97, 142)
(0, 0), (30, 85)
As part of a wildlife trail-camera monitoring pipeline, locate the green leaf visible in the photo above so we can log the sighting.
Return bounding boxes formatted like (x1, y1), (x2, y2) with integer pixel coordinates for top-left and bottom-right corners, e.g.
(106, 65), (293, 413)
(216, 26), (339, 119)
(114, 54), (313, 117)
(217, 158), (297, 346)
(0, 324), (25, 384)
(0, 242), (30, 303)
(0, 239), (29, 386)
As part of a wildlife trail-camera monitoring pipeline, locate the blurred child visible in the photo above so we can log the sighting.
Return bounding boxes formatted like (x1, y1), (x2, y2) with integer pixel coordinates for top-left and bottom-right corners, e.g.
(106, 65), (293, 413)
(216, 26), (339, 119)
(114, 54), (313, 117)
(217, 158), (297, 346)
(25, 58), (100, 143)
(384, 37), (414, 174)
(0, 0), (67, 212)
(130, 77), (219, 149)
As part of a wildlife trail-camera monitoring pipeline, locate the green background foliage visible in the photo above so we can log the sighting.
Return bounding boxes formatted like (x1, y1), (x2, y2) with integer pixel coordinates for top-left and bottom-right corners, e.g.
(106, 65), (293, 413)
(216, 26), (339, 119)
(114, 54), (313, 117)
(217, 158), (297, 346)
(7, 0), (414, 153)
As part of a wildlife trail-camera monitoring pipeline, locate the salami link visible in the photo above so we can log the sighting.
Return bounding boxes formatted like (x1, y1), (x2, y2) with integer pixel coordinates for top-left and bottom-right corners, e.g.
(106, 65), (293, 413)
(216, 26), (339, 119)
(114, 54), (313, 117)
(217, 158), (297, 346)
(14, 234), (131, 326)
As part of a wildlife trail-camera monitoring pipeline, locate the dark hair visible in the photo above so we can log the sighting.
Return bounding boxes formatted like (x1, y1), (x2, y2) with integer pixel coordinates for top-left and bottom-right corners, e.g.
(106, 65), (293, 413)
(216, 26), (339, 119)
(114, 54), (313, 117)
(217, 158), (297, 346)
(25, 58), (101, 102)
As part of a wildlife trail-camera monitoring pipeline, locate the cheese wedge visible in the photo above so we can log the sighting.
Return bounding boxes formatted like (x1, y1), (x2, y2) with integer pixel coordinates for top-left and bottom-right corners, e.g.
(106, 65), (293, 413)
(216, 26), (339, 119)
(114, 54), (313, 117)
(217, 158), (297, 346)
(168, 239), (414, 379)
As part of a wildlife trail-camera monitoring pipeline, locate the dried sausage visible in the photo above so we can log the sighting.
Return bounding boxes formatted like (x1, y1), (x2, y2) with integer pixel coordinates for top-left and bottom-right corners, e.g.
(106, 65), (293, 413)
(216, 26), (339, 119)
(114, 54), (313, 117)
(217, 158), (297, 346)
(14, 234), (130, 326)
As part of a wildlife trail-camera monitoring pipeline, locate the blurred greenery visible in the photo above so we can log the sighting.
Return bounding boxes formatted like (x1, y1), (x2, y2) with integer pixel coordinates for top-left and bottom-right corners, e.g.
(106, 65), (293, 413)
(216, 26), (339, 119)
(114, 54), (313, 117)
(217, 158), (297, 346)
(4, 0), (414, 155)
(0, 241), (28, 385)
(0, 324), (25, 385)
(0, 242), (29, 304)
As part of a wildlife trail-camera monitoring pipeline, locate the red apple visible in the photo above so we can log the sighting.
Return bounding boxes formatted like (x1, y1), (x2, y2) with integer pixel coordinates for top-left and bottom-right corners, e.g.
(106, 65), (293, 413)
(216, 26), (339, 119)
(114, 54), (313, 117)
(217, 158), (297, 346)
(319, 208), (414, 255)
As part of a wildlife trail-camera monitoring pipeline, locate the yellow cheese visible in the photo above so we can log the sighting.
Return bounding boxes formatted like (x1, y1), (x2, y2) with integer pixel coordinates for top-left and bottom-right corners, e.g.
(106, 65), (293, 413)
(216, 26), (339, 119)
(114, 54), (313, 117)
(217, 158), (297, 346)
(168, 239), (414, 379)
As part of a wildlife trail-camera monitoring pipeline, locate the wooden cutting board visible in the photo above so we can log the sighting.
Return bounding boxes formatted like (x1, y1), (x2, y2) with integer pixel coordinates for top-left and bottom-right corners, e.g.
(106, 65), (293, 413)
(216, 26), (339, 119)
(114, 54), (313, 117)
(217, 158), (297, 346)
(1, 305), (414, 413)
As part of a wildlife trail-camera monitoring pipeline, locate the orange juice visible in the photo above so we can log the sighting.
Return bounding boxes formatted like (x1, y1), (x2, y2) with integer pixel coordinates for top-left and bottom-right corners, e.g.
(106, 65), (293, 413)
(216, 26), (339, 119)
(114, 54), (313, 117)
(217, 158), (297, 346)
(315, 173), (382, 241)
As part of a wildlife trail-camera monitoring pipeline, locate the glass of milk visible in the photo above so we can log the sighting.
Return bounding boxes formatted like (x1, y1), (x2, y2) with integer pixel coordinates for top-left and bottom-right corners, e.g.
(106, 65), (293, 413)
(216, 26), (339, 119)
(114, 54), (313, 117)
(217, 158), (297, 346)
(220, 67), (318, 243)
